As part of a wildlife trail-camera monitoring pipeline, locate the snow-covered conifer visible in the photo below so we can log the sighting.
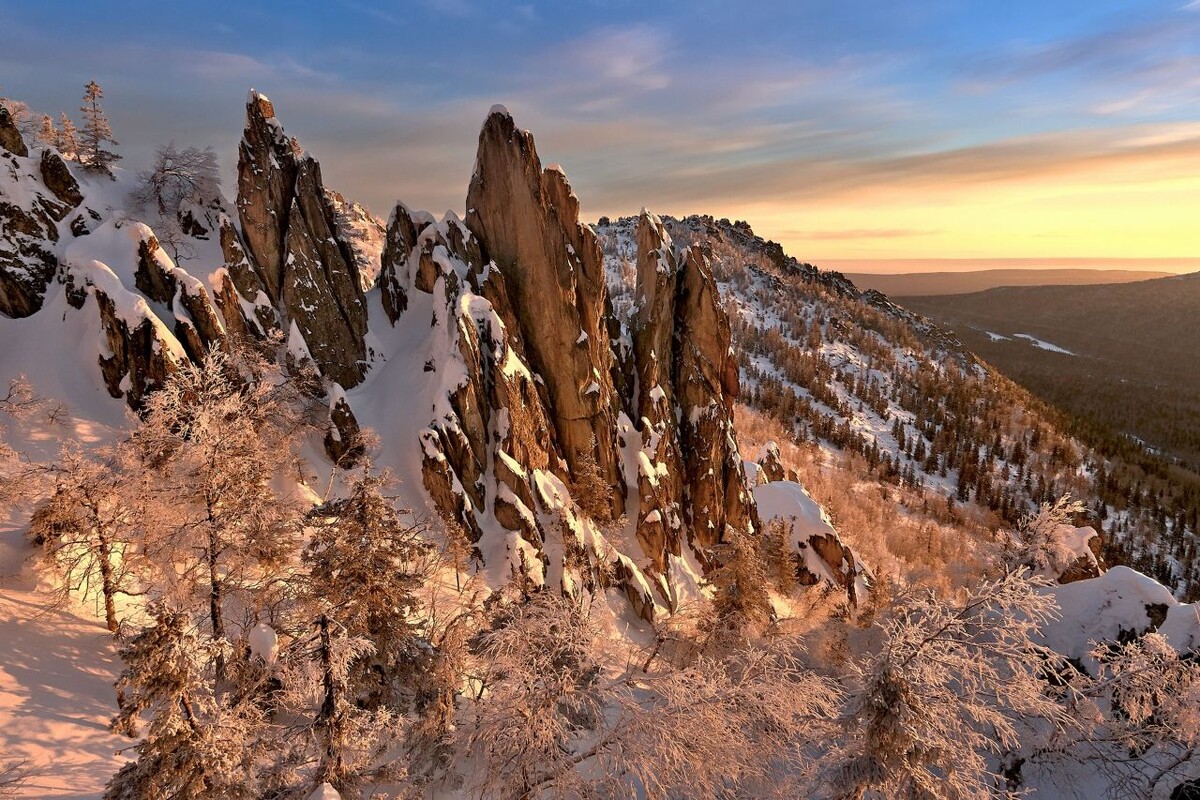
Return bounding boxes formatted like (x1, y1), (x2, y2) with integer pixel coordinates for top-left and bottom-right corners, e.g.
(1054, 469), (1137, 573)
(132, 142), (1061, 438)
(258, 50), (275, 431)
(105, 602), (264, 800)
(57, 113), (78, 160)
(36, 114), (55, 147)
(708, 527), (775, 634)
(79, 80), (120, 174)
(302, 464), (434, 702)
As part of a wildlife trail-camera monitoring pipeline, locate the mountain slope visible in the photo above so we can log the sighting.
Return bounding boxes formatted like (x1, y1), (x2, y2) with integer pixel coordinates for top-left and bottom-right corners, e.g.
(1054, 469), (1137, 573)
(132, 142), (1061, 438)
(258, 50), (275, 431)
(3, 93), (1200, 799)
(902, 274), (1200, 473)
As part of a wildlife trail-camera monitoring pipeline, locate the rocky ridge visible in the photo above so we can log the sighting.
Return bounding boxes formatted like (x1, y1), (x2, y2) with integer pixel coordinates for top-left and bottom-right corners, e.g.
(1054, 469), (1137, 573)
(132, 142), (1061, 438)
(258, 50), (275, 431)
(0, 94), (869, 621)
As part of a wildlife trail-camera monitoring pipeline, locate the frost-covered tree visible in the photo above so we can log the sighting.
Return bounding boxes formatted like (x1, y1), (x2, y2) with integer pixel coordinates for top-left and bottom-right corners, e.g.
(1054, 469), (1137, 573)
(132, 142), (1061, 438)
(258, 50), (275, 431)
(132, 142), (220, 261)
(1004, 494), (1087, 579)
(821, 570), (1067, 799)
(1021, 632), (1200, 798)
(133, 142), (219, 215)
(761, 517), (798, 595)
(302, 464), (434, 703)
(307, 615), (400, 794)
(708, 527), (775, 634)
(568, 435), (614, 523)
(131, 345), (309, 679)
(458, 594), (605, 798)
(57, 113), (78, 161)
(105, 602), (264, 800)
(79, 80), (120, 174)
(36, 113), (55, 147)
(0, 377), (39, 509)
(30, 445), (142, 633)
(457, 594), (840, 799)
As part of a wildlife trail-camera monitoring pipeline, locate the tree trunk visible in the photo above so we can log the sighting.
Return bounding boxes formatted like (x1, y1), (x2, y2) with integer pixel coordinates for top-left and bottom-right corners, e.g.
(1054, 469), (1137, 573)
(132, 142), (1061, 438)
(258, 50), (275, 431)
(208, 529), (225, 681)
(97, 529), (118, 633)
(317, 614), (347, 790)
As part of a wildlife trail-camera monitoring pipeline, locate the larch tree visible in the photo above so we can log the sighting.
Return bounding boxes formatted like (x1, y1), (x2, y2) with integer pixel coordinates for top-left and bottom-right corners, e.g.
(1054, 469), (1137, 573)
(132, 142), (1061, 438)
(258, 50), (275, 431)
(301, 463), (435, 705)
(708, 527), (776, 635)
(105, 602), (266, 800)
(79, 80), (120, 174)
(131, 345), (310, 681)
(29, 444), (142, 633)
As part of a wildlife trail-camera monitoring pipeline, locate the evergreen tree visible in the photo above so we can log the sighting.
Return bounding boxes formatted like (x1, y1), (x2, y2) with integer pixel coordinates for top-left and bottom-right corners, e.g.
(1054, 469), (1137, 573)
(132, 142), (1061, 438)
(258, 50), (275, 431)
(105, 603), (264, 800)
(709, 528), (775, 633)
(36, 114), (55, 147)
(57, 113), (78, 160)
(79, 80), (120, 174)
(302, 464), (434, 703)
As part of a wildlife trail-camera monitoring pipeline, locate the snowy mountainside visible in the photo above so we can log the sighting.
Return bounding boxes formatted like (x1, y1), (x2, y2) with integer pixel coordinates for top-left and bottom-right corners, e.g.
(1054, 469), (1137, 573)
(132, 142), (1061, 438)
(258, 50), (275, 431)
(597, 213), (1200, 599)
(3, 94), (1200, 799)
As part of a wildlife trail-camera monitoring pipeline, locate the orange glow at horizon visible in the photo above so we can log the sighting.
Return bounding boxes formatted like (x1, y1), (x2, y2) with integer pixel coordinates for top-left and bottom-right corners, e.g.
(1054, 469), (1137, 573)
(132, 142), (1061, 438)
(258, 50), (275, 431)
(716, 135), (1200, 272)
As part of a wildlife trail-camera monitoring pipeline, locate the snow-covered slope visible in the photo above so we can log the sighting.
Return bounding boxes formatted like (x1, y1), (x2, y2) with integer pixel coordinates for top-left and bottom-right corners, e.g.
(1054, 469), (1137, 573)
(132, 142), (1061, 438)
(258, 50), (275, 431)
(3, 95), (1199, 799)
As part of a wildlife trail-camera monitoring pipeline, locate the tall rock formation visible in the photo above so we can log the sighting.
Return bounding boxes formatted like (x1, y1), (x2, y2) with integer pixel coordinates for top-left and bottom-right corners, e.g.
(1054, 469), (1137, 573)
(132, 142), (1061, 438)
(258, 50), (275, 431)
(629, 211), (757, 570)
(465, 107), (625, 515)
(399, 113), (764, 617)
(235, 91), (369, 389)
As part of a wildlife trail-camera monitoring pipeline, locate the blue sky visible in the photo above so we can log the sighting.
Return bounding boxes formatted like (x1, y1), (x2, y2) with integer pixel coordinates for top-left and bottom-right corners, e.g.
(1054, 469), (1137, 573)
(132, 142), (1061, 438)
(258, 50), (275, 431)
(2, 0), (1198, 267)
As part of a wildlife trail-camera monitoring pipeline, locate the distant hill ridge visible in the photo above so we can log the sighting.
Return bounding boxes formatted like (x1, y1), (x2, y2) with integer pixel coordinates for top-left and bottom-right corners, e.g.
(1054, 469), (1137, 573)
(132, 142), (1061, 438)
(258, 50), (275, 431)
(849, 268), (1177, 296)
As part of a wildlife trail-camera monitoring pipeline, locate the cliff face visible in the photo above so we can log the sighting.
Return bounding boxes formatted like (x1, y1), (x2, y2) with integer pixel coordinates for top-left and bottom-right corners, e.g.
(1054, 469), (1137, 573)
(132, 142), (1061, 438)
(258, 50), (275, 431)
(235, 91), (369, 389)
(465, 108), (625, 516)
(389, 110), (800, 619)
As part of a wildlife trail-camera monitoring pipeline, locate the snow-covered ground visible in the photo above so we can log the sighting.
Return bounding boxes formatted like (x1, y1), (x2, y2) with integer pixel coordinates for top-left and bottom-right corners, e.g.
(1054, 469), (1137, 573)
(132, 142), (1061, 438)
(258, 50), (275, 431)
(1014, 333), (1074, 355)
(0, 538), (127, 798)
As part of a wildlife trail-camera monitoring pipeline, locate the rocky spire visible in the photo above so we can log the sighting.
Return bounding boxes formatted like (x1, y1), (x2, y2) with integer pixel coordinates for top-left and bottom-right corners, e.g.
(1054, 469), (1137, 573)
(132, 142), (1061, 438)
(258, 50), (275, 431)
(234, 90), (369, 388)
(673, 243), (756, 548)
(465, 107), (624, 514)
(628, 211), (757, 571)
(236, 91), (296, 303)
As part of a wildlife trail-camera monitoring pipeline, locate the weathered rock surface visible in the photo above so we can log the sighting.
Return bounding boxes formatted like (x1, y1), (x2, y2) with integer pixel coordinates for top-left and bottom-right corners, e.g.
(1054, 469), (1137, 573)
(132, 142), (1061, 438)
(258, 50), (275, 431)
(39, 150), (83, 208)
(235, 92), (369, 388)
(0, 141), (82, 317)
(674, 243), (757, 549)
(465, 108), (624, 514)
(630, 212), (686, 572)
(214, 215), (278, 338)
(0, 106), (27, 157)
(756, 441), (787, 484)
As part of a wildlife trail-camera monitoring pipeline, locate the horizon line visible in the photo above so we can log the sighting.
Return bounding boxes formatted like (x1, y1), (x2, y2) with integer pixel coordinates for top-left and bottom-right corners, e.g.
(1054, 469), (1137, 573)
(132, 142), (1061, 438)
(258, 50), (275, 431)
(818, 257), (1200, 275)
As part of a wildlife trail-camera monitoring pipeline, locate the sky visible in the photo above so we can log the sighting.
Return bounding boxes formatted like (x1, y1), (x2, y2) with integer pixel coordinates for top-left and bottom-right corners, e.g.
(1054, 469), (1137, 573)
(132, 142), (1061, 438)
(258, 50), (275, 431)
(2, 0), (1198, 272)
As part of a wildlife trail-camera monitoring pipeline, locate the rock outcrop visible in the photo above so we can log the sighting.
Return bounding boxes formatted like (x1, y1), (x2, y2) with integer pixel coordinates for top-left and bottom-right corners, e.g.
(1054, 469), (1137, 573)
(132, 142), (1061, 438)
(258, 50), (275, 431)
(0, 105), (27, 157)
(0, 134), (82, 317)
(631, 212), (757, 557)
(235, 92), (369, 388)
(401, 114), (769, 618)
(465, 107), (625, 515)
